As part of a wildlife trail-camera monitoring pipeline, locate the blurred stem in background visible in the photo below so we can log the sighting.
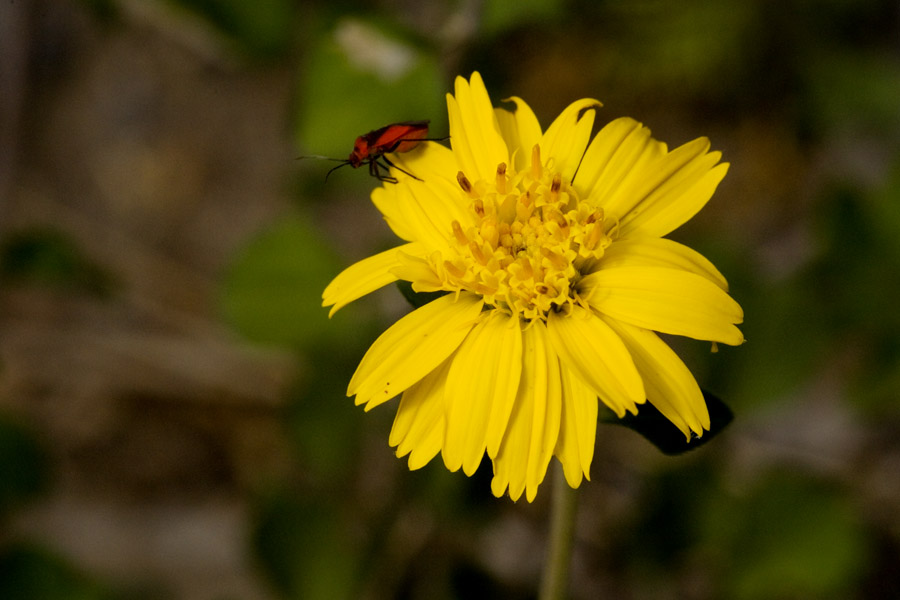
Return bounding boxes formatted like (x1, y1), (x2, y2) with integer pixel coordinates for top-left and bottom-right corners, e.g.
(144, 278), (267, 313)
(540, 465), (579, 600)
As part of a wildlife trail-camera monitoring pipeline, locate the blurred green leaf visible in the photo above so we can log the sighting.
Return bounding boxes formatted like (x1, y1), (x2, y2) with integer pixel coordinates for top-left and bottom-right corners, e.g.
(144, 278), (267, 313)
(167, 0), (295, 58)
(297, 19), (444, 162)
(806, 50), (900, 135)
(866, 158), (900, 264)
(820, 177), (900, 414)
(0, 416), (49, 518)
(602, 0), (758, 97)
(702, 473), (867, 600)
(625, 461), (718, 568)
(220, 213), (354, 349)
(603, 390), (733, 455)
(726, 271), (831, 408)
(0, 544), (110, 600)
(810, 184), (900, 336)
(252, 492), (360, 600)
(482, 0), (564, 34)
(285, 345), (367, 482)
(0, 228), (114, 295)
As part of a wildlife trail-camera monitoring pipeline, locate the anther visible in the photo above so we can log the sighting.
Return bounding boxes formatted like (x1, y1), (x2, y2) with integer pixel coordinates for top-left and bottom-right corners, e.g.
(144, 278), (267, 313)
(584, 224), (602, 250)
(469, 241), (488, 265)
(586, 208), (603, 225)
(451, 220), (469, 246)
(517, 257), (534, 279)
(540, 247), (569, 271)
(496, 163), (508, 194)
(473, 198), (485, 217)
(550, 174), (562, 202)
(549, 209), (568, 229)
(481, 222), (499, 247)
(457, 171), (473, 194)
(547, 212), (570, 241)
(443, 260), (466, 278)
(531, 145), (542, 180)
(516, 191), (534, 222)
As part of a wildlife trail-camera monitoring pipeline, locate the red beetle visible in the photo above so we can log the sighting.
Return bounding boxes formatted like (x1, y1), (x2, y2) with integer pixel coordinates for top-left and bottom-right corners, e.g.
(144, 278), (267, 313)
(302, 121), (438, 184)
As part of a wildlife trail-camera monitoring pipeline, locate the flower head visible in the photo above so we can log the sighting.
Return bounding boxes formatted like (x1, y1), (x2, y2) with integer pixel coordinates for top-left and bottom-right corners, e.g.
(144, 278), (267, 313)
(323, 72), (743, 501)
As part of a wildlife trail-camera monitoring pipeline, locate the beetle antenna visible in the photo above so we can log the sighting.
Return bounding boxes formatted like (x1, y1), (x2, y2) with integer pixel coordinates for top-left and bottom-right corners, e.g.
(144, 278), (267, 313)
(296, 155), (346, 162)
(325, 161), (352, 181)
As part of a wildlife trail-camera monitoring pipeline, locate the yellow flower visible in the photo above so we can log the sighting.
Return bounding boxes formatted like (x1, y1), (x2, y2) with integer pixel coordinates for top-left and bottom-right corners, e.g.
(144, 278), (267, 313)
(323, 72), (743, 502)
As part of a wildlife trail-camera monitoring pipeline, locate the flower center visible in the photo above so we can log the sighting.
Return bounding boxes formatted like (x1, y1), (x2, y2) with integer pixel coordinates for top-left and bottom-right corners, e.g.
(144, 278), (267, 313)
(441, 145), (612, 321)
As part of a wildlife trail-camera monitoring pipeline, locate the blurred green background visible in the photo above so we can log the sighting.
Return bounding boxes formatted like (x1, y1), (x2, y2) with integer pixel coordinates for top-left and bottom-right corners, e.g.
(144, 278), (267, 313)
(1, 0), (899, 598)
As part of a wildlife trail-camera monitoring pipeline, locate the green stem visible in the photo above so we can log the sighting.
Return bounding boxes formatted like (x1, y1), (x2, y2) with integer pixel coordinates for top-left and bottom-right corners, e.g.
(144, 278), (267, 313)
(539, 464), (579, 600)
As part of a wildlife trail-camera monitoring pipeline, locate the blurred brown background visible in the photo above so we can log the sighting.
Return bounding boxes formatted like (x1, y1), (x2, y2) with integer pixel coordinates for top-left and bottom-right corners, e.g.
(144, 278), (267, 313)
(1, 1), (899, 599)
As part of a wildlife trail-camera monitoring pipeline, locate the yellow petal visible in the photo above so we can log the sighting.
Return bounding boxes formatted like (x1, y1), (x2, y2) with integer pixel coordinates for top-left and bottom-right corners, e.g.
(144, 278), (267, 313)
(540, 99), (602, 183)
(576, 119), (728, 241)
(494, 96), (542, 172)
(572, 117), (655, 202)
(391, 357), (453, 470)
(578, 124), (727, 238)
(603, 318), (709, 438)
(390, 355), (448, 448)
(349, 293), (484, 409)
(596, 237), (729, 290)
(443, 311), (522, 475)
(490, 322), (561, 502)
(546, 306), (645, 416)
(484, 316), (525, 460)
(582, 266), (744, 345)
(408, 426), (443, 470)
(382, 138), (457, 187)
(322, 243), (422, 317)
(372, 176), (471, 251)
(375, 141), (476, 250)
(616, 143), (728, 239)
(447, 72), (509, 183)
(389, 251), (445, 292)
(555, 364), (599, 487)
(371, 185), (417, 242)
(525, 325), (562, 503)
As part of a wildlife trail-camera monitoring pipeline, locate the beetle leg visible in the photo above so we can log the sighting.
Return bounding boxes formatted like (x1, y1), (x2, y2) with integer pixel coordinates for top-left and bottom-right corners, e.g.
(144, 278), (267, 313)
(370, 159), (398, 184)
(381, 155), (423, 182)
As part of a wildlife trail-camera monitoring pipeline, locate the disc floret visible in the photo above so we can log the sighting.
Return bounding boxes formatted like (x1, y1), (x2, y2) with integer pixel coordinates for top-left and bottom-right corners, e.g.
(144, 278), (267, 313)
(439, 145), (613, 321)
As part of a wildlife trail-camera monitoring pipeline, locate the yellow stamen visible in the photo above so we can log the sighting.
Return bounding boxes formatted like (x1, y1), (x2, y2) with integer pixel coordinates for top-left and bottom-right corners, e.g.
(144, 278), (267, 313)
(516, 256), (533, 280)
(451, 220), (468, 245)
(540, 247), (569, 271)
(482, 222), (499, 247)
(516, 192), (534, 222)
(583, 225), (601, 250)
(457, 171), (474, 195)
(443, 260), (466, 278)
(430, 141), (613, 321)
(550, 174), (561, 203)
(531, 145), (542, 180)
(496, 163), (507, 195)
(469, 241), (488, 265)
